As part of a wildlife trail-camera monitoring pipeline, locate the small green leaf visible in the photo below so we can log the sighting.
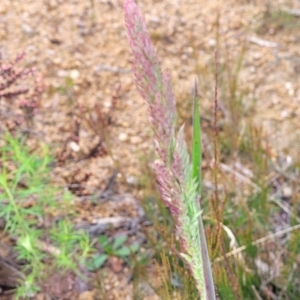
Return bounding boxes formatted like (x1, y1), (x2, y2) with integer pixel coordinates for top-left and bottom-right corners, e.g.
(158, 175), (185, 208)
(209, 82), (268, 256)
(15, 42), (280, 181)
(19, 234), (34, 253)
(129, 243), (140, 253)
(112, 235), (127, 250)
(98, 235), (109, 246)
(86, 254), (108, 271)
(103, 244), (112, 253)
(114, 246), (130, 257)
(94, 254), (108, 268)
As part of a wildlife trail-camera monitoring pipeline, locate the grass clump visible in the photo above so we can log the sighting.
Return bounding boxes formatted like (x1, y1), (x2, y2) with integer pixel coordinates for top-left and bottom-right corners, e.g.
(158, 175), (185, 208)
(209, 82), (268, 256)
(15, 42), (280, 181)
(0, 132), (91, 298)
(124, 1), (300, 299)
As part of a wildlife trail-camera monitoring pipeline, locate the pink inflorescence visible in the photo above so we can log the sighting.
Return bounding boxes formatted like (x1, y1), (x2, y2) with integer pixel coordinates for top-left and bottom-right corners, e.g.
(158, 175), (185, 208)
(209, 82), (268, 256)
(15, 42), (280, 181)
(124, 0), (192, 253)
(124, 2), (216, 298)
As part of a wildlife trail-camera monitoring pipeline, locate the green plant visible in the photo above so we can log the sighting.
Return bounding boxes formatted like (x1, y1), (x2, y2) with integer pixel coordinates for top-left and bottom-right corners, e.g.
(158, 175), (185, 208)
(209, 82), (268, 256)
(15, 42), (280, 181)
(123, 1), (300, 299)
(258, 9), (300, 34)
(124, 0), (215, 298)
(86, 234), (139, 271)
(0, 132), (91, 298)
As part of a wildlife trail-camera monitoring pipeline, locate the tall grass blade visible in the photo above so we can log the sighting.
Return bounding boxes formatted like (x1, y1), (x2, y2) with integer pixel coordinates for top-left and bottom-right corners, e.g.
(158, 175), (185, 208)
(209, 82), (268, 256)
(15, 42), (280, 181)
(192, 80), (202, 193)
(192, 80), (216, 300)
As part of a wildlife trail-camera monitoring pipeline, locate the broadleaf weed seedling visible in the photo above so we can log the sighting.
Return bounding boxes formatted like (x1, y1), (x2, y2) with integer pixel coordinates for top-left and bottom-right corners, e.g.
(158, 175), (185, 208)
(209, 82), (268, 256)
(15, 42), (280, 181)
(86, 234), (140, 271)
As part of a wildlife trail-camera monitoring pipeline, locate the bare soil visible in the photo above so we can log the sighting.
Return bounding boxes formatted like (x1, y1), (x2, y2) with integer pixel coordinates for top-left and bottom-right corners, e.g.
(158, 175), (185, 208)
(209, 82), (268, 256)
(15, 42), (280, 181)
(0, 0), (300, 299)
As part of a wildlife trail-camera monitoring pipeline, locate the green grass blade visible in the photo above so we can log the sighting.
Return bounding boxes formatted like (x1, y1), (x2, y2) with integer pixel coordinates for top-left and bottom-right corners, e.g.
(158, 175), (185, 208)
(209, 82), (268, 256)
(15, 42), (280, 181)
(192, 79), (216, 300)
(192, 79), (202, 194)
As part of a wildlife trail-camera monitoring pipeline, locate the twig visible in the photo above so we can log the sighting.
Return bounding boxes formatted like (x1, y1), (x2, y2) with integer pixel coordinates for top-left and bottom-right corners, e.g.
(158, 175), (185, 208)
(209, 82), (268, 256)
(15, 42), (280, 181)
(269, 196), (300, 224)
(94, 65), (132, 74)
(260, 284), (278, 300)
(0, 256), (25, 280)
(214, 223), (300, 263)
(75, 216), (141, 236)
(220, 163), (258, 190)
(247, 36), (279, 48)
(36, 240), (61, 256)
(220, 162), (300, 223)
(251, 285), (263, 300)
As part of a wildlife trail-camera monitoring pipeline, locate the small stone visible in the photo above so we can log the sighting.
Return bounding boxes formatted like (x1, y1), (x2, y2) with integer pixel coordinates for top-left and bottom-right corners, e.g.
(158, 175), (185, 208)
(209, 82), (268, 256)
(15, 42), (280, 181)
(69, 141), (80, 152)
(253, 52), (262, 60)
(53, 57), (62, 65)
(249, 66), (256, 73)
(70, 69), (80, 80)
(280, 110), (289, 119)
(285, 81), (292, 90)
(57, 70), (68, 77)
(22, 23), (35, 35)
(118, 133), (128, 142)
(119, 120), (129, 128)
(126, 175), (138, 186)
(286, 155), (292, 165)
(185, 46), (193, 54)
(35, 294), (51, 300)
(282, 186), (292, 198)
(284, 81), (294, 96)
(180, 54), (188, 61)
(78, 291), (95, 300)
(130, 136), (142, 144)
(103, 101), (111, 108)
(108, 256), (123, 273)
(208, 38), (216, 47)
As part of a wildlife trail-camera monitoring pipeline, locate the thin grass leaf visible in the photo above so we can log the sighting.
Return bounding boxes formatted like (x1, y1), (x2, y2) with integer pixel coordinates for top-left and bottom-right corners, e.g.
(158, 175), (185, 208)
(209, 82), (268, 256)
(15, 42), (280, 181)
(191, 80), (216, 299)
(191, 80), (202, 194)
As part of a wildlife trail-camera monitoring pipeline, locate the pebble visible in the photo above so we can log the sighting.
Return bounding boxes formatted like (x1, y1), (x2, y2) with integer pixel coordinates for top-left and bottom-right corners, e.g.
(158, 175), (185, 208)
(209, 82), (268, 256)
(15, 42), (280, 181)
(130, 136), (142, 144)
(285, 81), (294, 96)
(78, 291), (95, 300)
(57, 70), (68, 77)
(69, 141), (80, 152)
(282, 186), (292, 198)
(118, 133), (128, 142)
(53, 57), (62, 65)
(70, 69), (80, 80)
(22, 23), (35, 35)
(280, 110), (289, 119)
(249, 66), (256, 73)
(126, 175), (138, 186)
(208, 38), (217, 47)
(253, 52), (262, 60)
(185, 46), (193, 54)
(103, 101), (111, 108)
